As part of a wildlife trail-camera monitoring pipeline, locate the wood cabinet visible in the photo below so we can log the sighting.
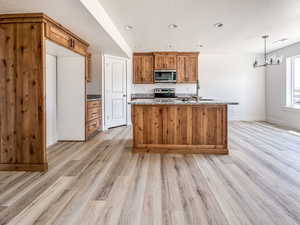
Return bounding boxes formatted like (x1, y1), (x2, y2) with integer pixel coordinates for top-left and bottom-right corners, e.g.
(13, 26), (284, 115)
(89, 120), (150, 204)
(45, 22), (71, 49)
(44, 18), (88, 56)
(133, 53), (154, 84)
(86, 100), (102, 138)
(132, 104), (228, 154)
(0, 13), (90, 171)
(177, 53), (198, 83)
(86, 53), (92, 82)
(133, 52), (199, 84)
(154, 53), (177, 70)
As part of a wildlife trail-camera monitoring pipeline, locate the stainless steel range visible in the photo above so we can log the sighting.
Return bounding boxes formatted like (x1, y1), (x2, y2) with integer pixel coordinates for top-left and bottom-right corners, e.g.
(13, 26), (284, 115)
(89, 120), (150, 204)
(154, 88), (176, 98)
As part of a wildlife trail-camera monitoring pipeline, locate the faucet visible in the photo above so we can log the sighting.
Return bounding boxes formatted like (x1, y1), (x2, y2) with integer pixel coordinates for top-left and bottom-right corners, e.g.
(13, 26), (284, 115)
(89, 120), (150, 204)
(196, 79), (200, 98)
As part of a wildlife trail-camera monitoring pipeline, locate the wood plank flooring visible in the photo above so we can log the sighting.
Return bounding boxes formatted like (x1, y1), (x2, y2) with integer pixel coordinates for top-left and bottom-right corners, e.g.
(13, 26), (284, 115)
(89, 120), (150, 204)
(0, 121), (300, 225)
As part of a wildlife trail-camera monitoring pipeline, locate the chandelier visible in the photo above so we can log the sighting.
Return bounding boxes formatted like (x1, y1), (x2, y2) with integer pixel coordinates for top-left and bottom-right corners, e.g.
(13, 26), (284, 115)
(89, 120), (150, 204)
(253, 35), (282, 68)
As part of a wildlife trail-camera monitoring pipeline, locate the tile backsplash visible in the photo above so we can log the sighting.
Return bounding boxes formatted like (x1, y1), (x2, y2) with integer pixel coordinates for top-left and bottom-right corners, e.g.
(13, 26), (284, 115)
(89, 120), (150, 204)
(131, 83), (197, 94)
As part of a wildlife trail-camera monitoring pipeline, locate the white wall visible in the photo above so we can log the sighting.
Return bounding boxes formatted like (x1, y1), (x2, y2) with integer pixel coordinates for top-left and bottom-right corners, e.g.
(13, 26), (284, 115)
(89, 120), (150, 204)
(46, 54), (58, 147)
(86, 53), (102, 95)
(266, 42), (300, 130)
(131, 54), (266, 121)
(57, 56), (86, 141)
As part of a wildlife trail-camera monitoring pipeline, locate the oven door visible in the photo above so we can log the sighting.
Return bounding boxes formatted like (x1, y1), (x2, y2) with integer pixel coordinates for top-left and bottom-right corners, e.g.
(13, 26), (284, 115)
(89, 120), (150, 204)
(154, 70), (176, 83)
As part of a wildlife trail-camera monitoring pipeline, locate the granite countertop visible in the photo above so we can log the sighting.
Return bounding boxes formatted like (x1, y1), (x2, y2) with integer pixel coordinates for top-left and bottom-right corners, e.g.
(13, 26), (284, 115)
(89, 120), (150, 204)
(87, 94), (102, 101)
(131, 93), (154, 99)
(131, 93), (196, 99)
(129, 98), (239, 105)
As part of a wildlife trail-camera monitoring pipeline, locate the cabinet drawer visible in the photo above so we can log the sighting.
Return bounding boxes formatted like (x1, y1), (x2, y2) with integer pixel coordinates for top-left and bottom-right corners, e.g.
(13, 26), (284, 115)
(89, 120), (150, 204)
(86, 118), (100, 137)
(87, 107), (100, 121)
(73, 39), (87, 55)
(45, 23), (71, 49)
(87, 100), (101, 109)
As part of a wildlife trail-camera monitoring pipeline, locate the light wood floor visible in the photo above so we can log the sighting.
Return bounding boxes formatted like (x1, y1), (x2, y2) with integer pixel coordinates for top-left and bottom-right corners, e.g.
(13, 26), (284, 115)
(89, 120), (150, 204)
(0, 122), (300, 225)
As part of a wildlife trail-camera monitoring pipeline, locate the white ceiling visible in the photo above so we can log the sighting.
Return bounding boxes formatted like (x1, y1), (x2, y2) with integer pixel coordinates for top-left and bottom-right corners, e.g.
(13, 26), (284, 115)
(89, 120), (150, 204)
(98, 0), (300, 54)
(1, 0), (300, 56)
(0, 0), (129, 57)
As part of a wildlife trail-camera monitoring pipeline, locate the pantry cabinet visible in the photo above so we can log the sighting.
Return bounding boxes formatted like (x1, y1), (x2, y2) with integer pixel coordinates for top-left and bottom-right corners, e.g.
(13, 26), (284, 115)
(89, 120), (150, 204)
(0, 13), (90, 171)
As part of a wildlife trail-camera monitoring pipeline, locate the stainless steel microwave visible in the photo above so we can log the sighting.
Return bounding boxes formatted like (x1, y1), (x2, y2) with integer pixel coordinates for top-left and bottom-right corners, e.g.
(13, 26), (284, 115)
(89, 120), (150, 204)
(154, 70), (177, 83)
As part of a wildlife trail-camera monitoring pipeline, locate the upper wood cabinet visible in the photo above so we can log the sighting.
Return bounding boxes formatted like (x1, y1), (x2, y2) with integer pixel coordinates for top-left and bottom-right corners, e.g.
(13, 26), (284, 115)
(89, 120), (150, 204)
(86, 53), (92, 82)
(45, 22), (71, 48)
(45, 21), (88, 56)
(133, 52), (199, 84)
(154, 53), (177, 70)
(133, 54), (154, 84)
(177, 53), (198, 83)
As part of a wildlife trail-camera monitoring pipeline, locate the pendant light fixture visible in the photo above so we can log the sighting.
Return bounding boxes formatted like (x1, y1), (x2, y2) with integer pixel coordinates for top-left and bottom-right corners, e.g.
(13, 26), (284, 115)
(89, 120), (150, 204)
(253, 35), (282, 68)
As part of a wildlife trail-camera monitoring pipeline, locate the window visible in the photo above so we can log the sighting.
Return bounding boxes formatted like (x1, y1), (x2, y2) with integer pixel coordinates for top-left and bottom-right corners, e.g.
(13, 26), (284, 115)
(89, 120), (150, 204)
(287, 56), (300, 106)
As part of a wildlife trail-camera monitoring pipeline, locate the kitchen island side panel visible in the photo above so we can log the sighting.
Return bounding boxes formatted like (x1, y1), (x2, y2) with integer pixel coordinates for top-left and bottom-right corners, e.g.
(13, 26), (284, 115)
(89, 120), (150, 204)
(132, 104), (228, 154)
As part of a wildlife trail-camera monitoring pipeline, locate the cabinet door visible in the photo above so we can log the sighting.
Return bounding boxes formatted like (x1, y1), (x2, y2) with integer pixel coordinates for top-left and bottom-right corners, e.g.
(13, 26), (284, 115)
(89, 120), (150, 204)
(85, 53), (92, 82)
(185, 55), (197, 83)
(45, 23), (71, 49)
(133, 55), (153, 84)
(176, 55), (186, 83)
(165, 55), (177, 69)
(177, 55), (198, 83)
(142, 55), (154, 83)
(133, 56), (143, 83)
(154, 54), (177, 70)
(72, 39), (87, 56)
(154, 55), (165, 70)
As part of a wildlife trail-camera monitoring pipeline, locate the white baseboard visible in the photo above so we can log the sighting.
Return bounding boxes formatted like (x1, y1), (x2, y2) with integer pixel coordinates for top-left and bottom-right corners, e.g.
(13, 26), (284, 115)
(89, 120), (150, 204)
(267, 116), (300, 130)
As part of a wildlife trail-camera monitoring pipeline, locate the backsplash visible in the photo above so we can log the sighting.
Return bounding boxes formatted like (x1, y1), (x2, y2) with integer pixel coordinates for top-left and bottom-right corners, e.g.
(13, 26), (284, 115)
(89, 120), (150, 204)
(131, 83), (197, 94)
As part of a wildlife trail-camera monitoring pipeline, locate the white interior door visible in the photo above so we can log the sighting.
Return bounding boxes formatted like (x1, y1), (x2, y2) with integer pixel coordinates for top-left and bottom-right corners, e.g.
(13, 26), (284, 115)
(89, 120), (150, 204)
(105, 56), (127, 128)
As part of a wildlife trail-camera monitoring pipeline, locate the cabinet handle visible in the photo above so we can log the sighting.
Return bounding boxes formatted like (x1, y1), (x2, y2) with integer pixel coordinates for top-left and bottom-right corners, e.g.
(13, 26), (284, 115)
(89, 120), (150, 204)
(70, 39), (75, 48)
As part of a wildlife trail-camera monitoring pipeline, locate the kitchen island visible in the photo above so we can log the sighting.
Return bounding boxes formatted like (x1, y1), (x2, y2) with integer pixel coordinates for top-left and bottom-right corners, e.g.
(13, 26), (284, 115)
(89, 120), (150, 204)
(130, 98), (238, 154)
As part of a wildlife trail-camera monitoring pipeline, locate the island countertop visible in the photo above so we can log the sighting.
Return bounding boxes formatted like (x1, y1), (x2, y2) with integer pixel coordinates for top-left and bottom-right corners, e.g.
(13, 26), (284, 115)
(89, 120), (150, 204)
(129, 98), (239, 105)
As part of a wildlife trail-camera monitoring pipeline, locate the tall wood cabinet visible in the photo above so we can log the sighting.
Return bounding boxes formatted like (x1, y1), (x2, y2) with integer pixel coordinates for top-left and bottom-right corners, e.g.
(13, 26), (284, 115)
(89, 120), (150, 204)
(133, 52), (199, 84)
(133, 53), (154, 84)
(0, 13), (90, 171)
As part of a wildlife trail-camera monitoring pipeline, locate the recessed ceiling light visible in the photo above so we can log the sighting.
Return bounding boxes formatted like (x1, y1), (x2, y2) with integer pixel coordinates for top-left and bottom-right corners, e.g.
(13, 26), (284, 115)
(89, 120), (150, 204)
(272, 38), (288, 44)
(214, 22), (223, 28)
(125, 25), (133, 30)
(168, 24), (178, 29)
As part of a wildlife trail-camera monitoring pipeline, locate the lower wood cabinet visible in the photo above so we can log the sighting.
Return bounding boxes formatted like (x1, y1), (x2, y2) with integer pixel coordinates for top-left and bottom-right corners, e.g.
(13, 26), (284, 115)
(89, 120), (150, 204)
(132, 104), (228, 154)
(86, 99), (102, 138)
